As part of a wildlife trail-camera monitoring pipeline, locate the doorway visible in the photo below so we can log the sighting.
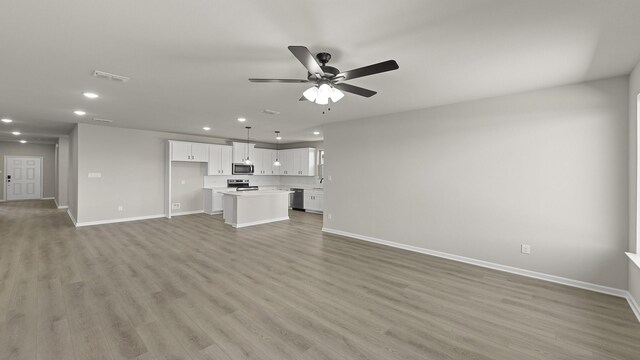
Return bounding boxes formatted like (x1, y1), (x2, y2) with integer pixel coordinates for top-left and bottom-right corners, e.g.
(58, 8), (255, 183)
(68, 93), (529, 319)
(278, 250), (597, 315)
(4, 156), (43, 200)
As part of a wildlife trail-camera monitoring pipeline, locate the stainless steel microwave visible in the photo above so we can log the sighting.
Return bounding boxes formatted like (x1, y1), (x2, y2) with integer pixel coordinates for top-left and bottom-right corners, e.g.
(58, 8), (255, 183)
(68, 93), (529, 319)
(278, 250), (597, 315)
(232, 163), (254, 175)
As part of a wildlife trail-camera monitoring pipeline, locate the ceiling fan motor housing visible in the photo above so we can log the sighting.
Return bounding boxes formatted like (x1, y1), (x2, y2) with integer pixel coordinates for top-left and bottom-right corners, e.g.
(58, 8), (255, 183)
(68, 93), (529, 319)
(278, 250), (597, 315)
(306, 52), (340, 80)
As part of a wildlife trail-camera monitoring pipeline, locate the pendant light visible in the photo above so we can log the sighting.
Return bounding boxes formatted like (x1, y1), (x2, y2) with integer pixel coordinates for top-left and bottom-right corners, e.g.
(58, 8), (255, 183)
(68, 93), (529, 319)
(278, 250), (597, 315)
(243, 126), (252, 165)
(273, 131), (281, 167)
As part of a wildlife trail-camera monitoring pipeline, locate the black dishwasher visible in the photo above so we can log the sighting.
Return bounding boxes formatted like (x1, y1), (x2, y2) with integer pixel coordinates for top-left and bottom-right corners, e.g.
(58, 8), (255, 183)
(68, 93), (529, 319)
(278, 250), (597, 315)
(291, 188), (305, 211)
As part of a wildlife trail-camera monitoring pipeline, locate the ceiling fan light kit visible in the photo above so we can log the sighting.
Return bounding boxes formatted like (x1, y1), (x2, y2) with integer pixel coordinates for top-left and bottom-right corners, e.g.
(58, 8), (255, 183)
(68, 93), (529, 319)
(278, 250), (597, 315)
(249, 46), (398, 105)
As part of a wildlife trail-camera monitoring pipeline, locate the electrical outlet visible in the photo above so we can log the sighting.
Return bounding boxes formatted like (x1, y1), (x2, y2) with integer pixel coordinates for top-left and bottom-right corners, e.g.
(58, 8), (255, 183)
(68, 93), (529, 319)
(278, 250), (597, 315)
(117, 205), (123, 211)
(181, 180), (186, 185)
(328, 214), (332, 220)
(172, 203), (181, 210)
(521, 244), (531, 254)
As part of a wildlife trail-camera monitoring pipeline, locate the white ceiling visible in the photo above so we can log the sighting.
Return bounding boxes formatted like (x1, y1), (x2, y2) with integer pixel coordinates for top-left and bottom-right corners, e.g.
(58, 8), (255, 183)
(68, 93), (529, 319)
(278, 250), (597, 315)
(1, 0), (640, 144)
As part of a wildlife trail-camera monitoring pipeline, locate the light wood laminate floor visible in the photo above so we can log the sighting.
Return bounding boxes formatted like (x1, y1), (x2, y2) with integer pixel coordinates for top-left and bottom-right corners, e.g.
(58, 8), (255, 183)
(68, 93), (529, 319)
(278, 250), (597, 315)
(1, 200), (639, 360)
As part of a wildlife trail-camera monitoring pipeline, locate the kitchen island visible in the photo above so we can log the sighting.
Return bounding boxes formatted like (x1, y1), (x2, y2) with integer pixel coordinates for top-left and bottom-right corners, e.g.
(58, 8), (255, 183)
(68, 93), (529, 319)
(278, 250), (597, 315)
(222, 189), (293, 228)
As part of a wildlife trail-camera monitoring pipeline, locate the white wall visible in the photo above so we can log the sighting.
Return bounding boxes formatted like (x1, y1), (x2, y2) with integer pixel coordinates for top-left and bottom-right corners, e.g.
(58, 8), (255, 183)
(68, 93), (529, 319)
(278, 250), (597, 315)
(0, 141), (56, 200)
(629, 62), (640, 306)
(324, 76), (629, 290)
(75, 124), (292, 223)
(171, 162), (206, 213)
(68, 126), (78, 221)
(56, 137), (69, 207)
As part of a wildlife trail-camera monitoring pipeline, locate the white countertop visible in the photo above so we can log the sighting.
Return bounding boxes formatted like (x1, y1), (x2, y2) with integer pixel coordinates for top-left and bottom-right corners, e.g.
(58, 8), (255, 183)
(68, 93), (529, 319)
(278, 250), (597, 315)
(220, 189), (293, 197)
(204, 186), (322, 191)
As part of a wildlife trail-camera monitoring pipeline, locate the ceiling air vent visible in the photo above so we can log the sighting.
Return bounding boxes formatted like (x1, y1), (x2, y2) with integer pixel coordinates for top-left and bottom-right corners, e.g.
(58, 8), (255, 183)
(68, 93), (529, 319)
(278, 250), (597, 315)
(262, 109), (280, 115)
(92, 118), (114, 123)
(92, 70), (130, 82)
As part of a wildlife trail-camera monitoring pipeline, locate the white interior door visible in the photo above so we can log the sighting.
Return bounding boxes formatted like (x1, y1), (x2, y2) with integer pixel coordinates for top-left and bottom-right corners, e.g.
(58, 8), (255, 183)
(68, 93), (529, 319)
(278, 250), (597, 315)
(6, 156), (42, 200)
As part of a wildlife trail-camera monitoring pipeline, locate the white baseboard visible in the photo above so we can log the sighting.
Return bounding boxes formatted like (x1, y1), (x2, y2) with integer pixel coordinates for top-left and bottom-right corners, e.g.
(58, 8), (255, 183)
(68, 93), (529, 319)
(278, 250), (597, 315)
(321, 228), (628, 298)
(75, 214), (165, 227)
(53, 198), (68, 209)
(627, 292), (640, 323)
(228, 216), (289, 228)
(66, 209), (77, 226)
(171, 210), (204, 217)
(42, 197), (54, 200)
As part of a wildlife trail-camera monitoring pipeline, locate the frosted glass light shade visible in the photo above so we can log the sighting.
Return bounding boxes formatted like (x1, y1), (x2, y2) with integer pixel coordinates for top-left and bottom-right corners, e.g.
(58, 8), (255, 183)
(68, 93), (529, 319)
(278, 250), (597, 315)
(315, 95), (329, 105)
(330, 88), (344, 102)
(244, 158), (252, 165)
(304, 83), (344, 105)
(303, 86), (319, 101)
(318, 83), (331, 98)
(273, 160), (281, 167)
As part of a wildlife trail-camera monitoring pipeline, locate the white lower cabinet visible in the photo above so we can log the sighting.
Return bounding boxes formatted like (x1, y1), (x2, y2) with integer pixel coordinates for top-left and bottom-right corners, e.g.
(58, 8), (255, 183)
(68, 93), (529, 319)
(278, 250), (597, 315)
(304, 190), (323, 212)
(204, 189), (225, 214)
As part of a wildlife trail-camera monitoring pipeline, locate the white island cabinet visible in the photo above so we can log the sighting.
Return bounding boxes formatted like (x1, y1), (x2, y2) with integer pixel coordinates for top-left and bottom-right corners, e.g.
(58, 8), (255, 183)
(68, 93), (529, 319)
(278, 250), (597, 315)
(222, 190), (292, 228)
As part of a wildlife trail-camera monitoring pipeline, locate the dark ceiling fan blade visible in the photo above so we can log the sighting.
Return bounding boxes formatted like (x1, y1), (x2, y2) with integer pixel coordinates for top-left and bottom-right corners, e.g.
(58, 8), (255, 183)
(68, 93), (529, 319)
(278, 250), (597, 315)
(334, 83), (377, 97)
(249, 78), (310, 83)
(335, 60), (399, 81)
(288, 46), (325, 77)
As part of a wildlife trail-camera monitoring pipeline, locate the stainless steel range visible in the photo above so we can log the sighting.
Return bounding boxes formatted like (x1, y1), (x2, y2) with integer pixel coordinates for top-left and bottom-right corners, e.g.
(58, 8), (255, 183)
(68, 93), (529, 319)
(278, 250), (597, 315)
(227, 179), (259, 191)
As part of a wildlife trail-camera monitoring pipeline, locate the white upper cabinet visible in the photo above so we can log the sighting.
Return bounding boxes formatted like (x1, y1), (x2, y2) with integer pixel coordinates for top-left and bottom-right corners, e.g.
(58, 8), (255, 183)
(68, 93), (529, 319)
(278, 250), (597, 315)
(253, 148), (267, 175)
(280, 148), (316, 176)
(171, 141), (209, 162)
(232, 142), (255, 164)
(280, 149), (295, 175)
(270, 150), (281, 175)
(171, 141), (191, 161)
(190, 143), (209, 161)
(253, 149), (280, 175)
(208, 144), (233, 175)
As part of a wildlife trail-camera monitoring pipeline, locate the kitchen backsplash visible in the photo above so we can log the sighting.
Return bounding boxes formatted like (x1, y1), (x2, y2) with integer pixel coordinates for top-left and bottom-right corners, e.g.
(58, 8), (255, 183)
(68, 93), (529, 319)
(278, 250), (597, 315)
(203, 175), (322, 188)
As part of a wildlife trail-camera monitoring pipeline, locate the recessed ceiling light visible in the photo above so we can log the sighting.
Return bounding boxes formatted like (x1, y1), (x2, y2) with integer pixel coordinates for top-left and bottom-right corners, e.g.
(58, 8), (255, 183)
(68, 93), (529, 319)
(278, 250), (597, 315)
(82, 92), (99, 99)
(313, 131), (320, 135)
(12, 131), (21, 135)
(1, 118), (12, 123)
(73, 110), (86, 116)
(203, 126), (211, 131)
(19, 140), (26, 143)
(237, 117), (246, 122)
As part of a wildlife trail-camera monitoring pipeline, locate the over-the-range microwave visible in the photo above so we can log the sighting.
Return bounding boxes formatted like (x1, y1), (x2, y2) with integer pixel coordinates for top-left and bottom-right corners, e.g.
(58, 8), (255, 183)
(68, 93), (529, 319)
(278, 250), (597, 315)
(232, 163), (254, 175)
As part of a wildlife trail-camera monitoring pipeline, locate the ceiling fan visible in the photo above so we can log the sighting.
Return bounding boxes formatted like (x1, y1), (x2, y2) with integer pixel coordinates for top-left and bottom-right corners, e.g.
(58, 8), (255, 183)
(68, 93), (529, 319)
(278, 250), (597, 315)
(249, 46), (399, 105)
